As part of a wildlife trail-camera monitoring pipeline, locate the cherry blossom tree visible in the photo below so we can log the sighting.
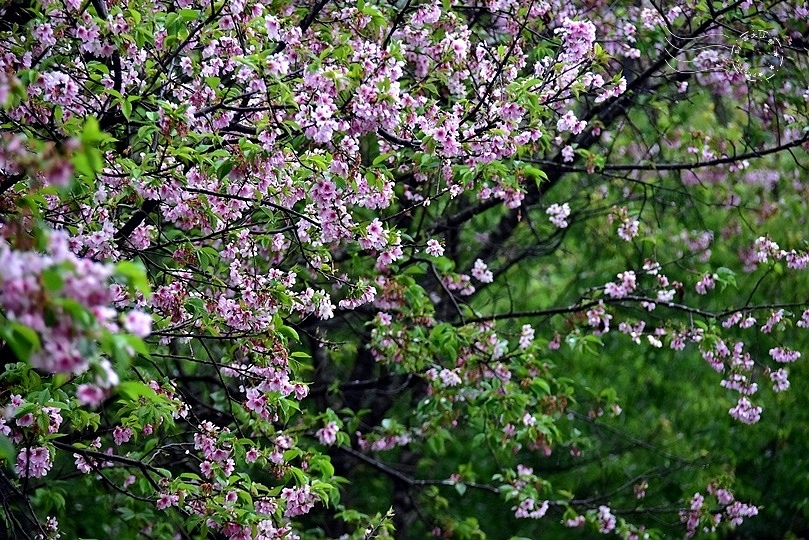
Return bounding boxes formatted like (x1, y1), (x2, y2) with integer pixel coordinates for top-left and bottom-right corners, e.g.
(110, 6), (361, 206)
(1, 0), (808, 537)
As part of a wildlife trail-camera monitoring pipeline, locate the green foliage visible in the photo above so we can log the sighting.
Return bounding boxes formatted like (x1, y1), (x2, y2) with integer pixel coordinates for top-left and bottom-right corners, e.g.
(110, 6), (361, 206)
(2, 0), (809, 538)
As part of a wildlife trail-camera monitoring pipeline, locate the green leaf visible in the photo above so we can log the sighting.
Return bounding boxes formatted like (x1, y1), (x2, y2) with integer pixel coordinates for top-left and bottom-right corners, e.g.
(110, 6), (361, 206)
(0, 434), (16, 464)
(522, 165), (547, 187)
(142, 437), (159, 454)
(372, 153), (394, 166)
(0, 322), (41, 362)
(80, 117), (104, 144)
(714, 267), (737, 289)
(37, 412), (50, 432)
(52, 298), (94, 327)
(115, 260), (151, 296)
(13, 403), (37, 418)
(178, 8), (199, 21)
(123, 334), (151, 358)
(432, 257), (454, 273)
(117, 381), (159, 401)
(531, 379), (551, 396)
(215, 159), (234, 180)
(278, 325), (299, 342)
(40, 267), (64, 291)
(121, 98), (133, 121)
(72, 149), (101, 179)
(184, 297), (207, 317)
(312, 456), (335, 477)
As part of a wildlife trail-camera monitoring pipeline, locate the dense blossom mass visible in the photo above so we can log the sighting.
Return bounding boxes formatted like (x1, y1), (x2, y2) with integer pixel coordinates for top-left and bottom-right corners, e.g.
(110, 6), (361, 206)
(0, 0), (808, 537)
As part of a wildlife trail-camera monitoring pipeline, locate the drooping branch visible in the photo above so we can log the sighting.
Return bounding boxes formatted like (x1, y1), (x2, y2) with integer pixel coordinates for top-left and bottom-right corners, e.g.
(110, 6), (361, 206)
(337, 446), (502, 494)
(463, 297), (809, 325)
(525, 133), (809, 174)
(439, 11), (749, 272)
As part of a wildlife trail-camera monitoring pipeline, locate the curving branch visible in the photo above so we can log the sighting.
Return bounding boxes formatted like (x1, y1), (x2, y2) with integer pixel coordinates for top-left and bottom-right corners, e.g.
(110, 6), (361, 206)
(525, 132), (809, 174)
(337, 445), (502, 494)
(463, 296), (809, 325)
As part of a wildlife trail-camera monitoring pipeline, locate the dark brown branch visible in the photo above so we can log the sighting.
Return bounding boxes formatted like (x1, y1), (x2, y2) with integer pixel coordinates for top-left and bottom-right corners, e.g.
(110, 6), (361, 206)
(0, 469), (46, 540)
(114, 198), (160, 249)
(526, 132), (809, 173)
(337, 446), (501, 494)
(299, 0), (331, 33)
(381, 0), (413, 51)
(0, 173), (24, 196)
(52, 440), (165, 492)
(463, 296), (809, 325)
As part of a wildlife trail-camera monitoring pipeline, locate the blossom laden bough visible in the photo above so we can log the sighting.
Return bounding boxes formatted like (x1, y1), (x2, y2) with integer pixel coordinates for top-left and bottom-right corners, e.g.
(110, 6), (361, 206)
(1, 0), (808, 537)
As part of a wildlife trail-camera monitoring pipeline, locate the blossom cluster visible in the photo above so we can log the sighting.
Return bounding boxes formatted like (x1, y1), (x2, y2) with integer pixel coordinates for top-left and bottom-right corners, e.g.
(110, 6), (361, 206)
(0, 229), (151, 405)
(680, 483), (758, 538)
